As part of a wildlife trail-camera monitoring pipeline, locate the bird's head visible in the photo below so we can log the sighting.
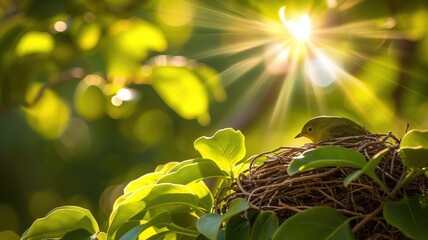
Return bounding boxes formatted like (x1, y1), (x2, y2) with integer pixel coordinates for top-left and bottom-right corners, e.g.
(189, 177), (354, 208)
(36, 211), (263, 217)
(295, 119), (318, 142)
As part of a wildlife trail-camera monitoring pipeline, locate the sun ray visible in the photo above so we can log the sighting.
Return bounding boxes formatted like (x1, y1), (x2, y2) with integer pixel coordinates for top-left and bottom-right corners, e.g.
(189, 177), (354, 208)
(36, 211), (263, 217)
(174, 1), (424, 145)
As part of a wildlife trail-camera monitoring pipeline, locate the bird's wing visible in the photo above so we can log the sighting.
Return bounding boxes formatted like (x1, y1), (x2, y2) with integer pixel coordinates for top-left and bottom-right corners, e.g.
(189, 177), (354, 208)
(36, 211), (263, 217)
(326, 122), (368, 138)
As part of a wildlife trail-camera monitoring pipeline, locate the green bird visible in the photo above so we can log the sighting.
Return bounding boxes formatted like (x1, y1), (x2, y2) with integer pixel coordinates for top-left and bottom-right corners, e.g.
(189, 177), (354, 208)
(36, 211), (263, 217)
(295, 116), (369, 143)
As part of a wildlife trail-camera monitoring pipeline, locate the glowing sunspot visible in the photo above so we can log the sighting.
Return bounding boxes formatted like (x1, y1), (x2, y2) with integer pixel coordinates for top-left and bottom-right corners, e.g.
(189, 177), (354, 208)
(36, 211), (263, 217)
(279, 6), (311, 41)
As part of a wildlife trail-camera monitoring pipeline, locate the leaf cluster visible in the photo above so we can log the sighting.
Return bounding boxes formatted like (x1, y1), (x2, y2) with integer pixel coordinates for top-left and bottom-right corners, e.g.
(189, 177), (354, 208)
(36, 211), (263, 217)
(21, 129), (246, 239)
(21, 129), (428, 239)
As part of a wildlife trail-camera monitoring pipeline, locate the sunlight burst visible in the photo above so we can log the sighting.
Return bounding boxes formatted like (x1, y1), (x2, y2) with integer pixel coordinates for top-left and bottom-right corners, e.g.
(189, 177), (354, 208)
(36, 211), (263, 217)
(185, 1), (409, 146)
(279, 6), (311, 41)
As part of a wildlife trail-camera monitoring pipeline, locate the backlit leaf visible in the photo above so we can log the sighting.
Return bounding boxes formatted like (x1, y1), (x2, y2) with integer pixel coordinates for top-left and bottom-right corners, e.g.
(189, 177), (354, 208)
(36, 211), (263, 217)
(194, 128), (246, 173)
(157, 158), (227, 185)
(108, 184), (201, 238)
(124, 172), (164, 194)
(399, 129), (428, 170)
(21, 206), (99, 240)
(73, 21), (102, 51)
(119, 212), (171, 240)
(23, 82), (70, 139)
(195, 65), (227, 102)
(186, 181), (213, 213)
(74, 78), (105, 121)
(106, 19), (166, 80)
(151, 66), (210, 125)
(16, 31), (54, 56)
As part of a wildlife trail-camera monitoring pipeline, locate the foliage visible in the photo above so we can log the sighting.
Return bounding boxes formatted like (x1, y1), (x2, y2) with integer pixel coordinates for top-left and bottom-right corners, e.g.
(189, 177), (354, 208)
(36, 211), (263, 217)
(272, 207), (354, 240)
(289, 146), (391, 195)
(21, 206), (101, 240)
(21, 128), (246, 239)
(383, 196), (428, 240)
(197, 198), (249, 240)
(399, 130), (428, 170)
(287, 146), (367, 175)
(21, 128), (428, 239)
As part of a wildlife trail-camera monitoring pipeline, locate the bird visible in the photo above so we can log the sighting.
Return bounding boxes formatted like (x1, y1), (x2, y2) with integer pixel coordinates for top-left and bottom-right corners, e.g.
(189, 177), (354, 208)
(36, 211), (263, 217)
(295, 116), (370, 143)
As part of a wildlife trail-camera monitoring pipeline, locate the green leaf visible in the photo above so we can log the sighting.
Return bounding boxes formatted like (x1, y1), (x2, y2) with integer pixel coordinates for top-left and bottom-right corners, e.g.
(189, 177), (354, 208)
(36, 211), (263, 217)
(343, 149), (391, 195)
(155, 162), (180, 173)
(197, 198), (249, 240)
(145, 231), (169, 240)
(124, 162), (180, 194)
(151, 66), (210, 125)
(108, 184), (202, 238)
(196, 234), (210, 240)
(399, 129), (428, 170)
(120, 212), (171, 240)
(74, 80), (105, 121)
(272, 206), (355, 240)
(16, 31), (54, 56)
(250, 211), (279, 240)
(157, 158), (227, 184)
(21, 206), (99, 240)
(96, 232), (107, 240)
(195, 65), (227, 102)
(72, 20), (102, 51)
(60, 229), (92, 240)
(23, 82), (70, 139)
(225, 215), (250, 240)
(384, 196), (428, 240)
(197, 214), (224, 240)
(194, 128), (246, 173)
(106, 19), (166, 80)
(124, 172), (165, 194)
(186, 181), (214, 213)
(288, 146), (366, 176)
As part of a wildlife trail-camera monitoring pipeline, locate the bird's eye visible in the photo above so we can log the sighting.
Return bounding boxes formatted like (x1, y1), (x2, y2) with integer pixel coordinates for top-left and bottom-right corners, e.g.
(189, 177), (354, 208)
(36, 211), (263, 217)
(307, 127), (313, 132)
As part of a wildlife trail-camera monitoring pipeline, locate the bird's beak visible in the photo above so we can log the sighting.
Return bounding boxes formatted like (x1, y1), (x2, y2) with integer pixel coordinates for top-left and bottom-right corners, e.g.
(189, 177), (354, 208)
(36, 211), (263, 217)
(295, 132), (303, 139)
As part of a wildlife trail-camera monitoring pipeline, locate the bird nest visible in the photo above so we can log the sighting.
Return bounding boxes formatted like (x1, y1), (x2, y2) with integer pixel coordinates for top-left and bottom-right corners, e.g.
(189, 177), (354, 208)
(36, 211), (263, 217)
(214, 133), (428, 239)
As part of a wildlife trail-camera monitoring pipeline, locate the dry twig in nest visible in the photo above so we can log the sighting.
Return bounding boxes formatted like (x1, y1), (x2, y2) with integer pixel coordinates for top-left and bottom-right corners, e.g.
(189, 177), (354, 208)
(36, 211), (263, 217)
(215, 133), (428, 239)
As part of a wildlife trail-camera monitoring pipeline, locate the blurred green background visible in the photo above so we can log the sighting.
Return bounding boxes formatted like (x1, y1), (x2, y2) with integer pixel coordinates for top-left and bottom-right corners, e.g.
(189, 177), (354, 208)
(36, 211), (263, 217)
(0, 0), (427, 238)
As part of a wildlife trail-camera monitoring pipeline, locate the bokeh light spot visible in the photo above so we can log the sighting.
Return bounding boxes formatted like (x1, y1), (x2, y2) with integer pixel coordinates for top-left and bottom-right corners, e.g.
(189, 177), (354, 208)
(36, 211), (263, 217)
(0, 231), (19, 240)
(53, 21), (67, 32)
(134, 110), (172, 146)
(56, 117), (91, 161)
(111, 95), (123, 106)
(0, 204), (18, 232)
(28, 190), (63, 219)
(99, 184), (125, 216)
(84, 74), (103, 86)
(117, 88), (139, 101)
(140, 65), (153, 77)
